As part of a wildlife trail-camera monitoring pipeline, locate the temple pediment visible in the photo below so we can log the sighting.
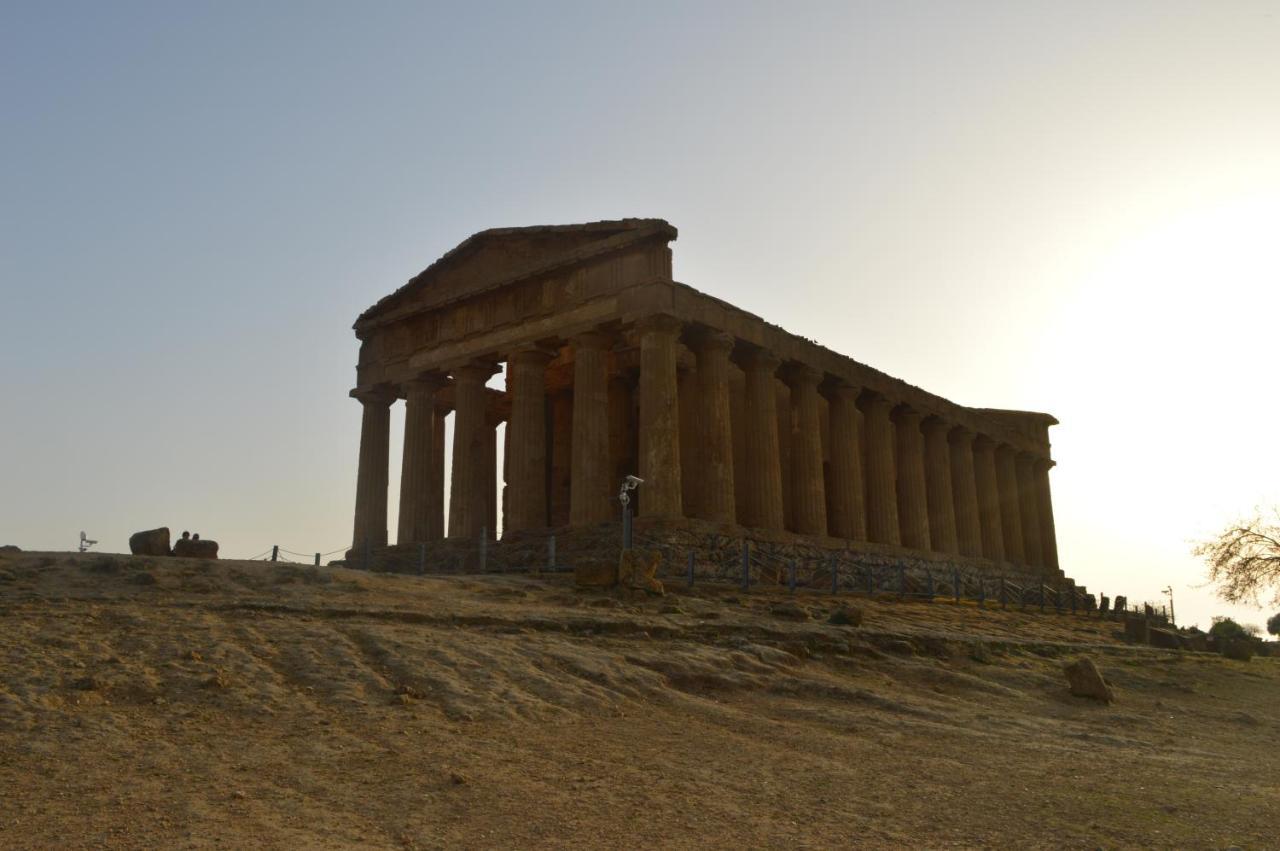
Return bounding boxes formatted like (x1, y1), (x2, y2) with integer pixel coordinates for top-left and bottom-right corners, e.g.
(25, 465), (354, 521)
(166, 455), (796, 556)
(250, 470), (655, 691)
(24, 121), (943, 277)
(354, 218), (676, 333)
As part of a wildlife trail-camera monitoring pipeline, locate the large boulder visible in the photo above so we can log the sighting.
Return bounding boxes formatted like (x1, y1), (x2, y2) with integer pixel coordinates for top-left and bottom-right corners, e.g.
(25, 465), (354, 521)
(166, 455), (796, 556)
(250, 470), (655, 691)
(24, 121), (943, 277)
(173, 538), (219, 560)
(1063, 656), (1115, 703)
(1123, 616), (1150, 645)
(1148, 627), (1182, 650)
(129, 527), (171, 556)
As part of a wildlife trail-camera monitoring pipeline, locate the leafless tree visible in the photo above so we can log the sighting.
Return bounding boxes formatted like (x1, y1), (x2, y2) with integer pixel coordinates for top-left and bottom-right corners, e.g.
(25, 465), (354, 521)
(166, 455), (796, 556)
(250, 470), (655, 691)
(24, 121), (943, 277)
(1193, 509), (1280, 607)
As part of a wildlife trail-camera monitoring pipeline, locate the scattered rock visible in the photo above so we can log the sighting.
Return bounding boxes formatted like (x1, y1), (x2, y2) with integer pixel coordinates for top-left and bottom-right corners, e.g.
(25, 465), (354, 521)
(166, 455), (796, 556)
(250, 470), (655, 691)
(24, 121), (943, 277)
(1063, 656), (1115, 703)
(449, 772), (467, 786)
(826, 605), (863, 626)
(886, 639), (915, 656)
(394, 684), (425, 700)
(129, 527), (171, 557)
(231, 790), (246, 800)
(768, 601), (810, 620)
(173, 538), (219, 559)
(0, 544), (20, 554)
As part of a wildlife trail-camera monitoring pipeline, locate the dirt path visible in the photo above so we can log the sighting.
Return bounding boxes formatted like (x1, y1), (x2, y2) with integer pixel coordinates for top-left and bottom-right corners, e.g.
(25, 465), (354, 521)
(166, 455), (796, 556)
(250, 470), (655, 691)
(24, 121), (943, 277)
(0, 551), (1275, 849)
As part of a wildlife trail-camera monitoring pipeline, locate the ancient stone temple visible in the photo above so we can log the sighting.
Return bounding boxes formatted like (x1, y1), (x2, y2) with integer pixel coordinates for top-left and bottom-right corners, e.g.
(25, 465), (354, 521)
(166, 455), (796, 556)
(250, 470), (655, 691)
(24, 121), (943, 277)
(346, 219), (1068, 583)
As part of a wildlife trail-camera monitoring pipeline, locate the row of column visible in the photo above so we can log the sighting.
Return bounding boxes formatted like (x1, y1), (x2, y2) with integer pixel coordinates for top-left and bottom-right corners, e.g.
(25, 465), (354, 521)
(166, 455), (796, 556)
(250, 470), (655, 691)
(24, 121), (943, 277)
(350, 313), (1060, 572)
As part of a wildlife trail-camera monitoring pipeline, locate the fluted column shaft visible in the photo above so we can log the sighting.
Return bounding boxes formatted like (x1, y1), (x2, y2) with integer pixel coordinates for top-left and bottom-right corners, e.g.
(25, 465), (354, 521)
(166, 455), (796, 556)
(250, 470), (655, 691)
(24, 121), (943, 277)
(972, 436), (1005, 561)
(636, 315), (683, 518)
(482, 412), (498, 539)
(428, 402), (447, 540)
(448, 361), (498, 539)
(894, 409), (931, 550)
(352, 389), (394, 549)
(785, 364), (827, 536)
(1034, 459), (1060, 571)
(739, 348), (785, 530)
(1016, 453), (1044, 568)
(505, 347), (553, 534)
(921, 418), (959, 554)
(994, 445), (1025, 563)
(397, 375), (445, 544)
(948, 428), (983, 557)
(863, 396), (900, 545)
(694, 331), (736, 523)
(569, 331), (613, 526)
(825, 385), (866, 541)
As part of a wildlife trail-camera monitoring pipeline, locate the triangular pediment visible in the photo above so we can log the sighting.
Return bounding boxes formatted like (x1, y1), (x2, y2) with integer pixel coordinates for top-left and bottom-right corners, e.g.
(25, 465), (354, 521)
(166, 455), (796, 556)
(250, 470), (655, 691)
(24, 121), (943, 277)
(355, 218), (675, 331)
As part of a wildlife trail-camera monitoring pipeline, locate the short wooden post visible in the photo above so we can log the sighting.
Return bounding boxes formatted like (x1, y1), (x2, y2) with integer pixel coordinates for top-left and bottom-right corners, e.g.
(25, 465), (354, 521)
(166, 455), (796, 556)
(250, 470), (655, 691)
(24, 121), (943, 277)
(271, 545), (279, 562)
(313, 552), (320, 567)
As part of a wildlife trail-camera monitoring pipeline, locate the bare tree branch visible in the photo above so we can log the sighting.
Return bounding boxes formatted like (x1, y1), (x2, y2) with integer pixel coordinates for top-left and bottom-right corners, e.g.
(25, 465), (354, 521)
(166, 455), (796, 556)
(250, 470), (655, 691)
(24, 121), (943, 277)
(1192, 508), (1280, 606)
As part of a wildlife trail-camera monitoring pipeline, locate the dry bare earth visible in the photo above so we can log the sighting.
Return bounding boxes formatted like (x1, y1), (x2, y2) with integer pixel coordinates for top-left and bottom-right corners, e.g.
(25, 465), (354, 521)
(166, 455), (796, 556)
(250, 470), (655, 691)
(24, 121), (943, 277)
(0, 551), (1275, 850)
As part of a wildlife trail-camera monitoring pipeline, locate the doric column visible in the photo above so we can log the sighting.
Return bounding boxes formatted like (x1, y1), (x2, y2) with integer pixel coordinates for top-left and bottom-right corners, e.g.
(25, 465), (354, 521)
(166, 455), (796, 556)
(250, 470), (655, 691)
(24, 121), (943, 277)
(482, 410), (499, 539)
(824, 383), (866, 541)
(862, 395), (900, 545)
(351, 387), (394, 550)
(894, 408), (931, 550)
(1016, 453), (1044, 568)
(738, 347), (785, 530)
(1034, 458), (1060, 571)
(972, 436), (1005, 561)
(678, 358), (700, 518)
(948, 427), (983, 558)
(505, 346), (553, 534)
(777, 381), (794, 531)
(428, 398), (448, 540)
(921, 418), (959, 555)
(636, 315), (683, 518)
(784, 364), (828, 536)
(397, 374), (445, 544)
(447, 360), (498, 539)
(569, 331), (613, 526)
(693, 330), (736, 524)
(608, 373), (636, 513)
(548, 389), (573, 528)
(994, 444), (1025, 564)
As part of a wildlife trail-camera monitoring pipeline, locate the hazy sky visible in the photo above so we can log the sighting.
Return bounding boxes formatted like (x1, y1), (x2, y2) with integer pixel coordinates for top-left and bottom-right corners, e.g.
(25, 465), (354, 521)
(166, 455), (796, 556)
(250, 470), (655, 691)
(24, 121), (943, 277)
(4, 1), (1279, 629)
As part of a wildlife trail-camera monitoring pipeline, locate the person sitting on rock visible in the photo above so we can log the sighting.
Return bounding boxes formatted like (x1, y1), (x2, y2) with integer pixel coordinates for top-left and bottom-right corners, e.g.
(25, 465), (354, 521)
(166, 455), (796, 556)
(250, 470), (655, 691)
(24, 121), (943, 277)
(179, 531), (191, 543)
(192, 533), (200, 541)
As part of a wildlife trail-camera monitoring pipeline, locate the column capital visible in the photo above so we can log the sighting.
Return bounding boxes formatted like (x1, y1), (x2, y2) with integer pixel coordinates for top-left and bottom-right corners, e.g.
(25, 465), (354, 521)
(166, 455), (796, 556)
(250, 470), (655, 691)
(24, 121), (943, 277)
(450, 360), (500, 384)
(861, 393), (895, 417)
(634, 313), (683, 337)
(920, 416), (952, 438)
(569, 329), (615, 351)
(821, 381), (861, 404)
(690, 328), (736, 355)
(949, 424), (976, 445)
(350, 385), (396, 406)
(734, 345), (781, 374)
(972, 433), (998, 452)
(781, 362), (823, 389)
(403, 372), (447, 396)
(892, 405), (923, 427)
(508, 344), (557, 366)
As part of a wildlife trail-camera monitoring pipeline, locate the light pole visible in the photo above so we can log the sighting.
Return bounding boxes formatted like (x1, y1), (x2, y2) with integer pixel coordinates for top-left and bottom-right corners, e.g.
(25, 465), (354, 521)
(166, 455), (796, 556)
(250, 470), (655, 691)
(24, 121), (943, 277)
(1162, 586), (1175, 626)
(618, 475), (644, 550)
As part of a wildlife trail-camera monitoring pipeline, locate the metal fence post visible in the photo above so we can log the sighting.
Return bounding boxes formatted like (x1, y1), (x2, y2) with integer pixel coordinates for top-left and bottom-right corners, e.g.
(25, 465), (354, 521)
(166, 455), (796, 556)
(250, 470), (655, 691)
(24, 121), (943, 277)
(741, 540), (750, 592)
(547, 534), (556, 571)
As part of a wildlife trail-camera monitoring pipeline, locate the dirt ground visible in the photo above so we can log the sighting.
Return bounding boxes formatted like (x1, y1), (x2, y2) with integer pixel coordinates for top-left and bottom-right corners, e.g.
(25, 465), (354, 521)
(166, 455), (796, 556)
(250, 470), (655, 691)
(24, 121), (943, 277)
(0, 550), (1275, 850)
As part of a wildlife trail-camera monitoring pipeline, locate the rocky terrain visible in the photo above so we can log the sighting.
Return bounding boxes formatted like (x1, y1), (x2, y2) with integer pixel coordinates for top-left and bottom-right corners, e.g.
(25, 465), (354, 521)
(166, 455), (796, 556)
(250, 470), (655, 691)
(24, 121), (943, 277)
(0, 550), (1275, 849)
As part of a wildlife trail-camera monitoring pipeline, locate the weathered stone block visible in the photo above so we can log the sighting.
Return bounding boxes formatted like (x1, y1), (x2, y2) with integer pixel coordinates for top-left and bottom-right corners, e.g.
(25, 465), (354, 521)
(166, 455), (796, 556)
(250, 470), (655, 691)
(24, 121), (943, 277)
(173, 538), (219, 560)
(618, 548), (663, 595)
(1063, 656), (1114, 703)
(128, 527), (171, 557)
(1123, 616), (1149, 645)
(1148, 627), (1181, 650)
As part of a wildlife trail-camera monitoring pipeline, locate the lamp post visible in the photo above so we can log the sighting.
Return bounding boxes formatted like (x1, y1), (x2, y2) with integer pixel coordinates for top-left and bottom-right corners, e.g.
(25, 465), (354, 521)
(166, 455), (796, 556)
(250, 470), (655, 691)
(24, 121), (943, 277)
(1162, 585), (1175, 626)
(618, 475), (643, 550)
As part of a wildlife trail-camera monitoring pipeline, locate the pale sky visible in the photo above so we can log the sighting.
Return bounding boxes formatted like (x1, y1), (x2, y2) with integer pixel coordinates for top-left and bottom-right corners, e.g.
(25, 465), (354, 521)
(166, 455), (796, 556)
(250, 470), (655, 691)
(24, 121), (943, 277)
(4, 1), (1279, 630)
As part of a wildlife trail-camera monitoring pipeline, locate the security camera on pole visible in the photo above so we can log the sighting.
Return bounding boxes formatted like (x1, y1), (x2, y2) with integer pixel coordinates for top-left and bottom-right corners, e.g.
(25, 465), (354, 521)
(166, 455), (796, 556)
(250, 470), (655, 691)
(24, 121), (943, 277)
(619, 475), (644, 550)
